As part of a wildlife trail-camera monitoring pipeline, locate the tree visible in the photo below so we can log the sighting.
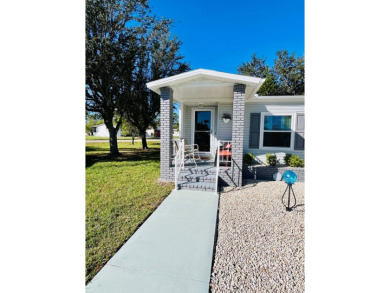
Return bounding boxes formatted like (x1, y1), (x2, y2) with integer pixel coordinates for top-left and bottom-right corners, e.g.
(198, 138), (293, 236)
(238, 50), (305, 96)
(120, 119), (138, 137)
(258, 74), (279, 96)
(124, 19), (189, 149)
(173, 111), (179, 130)
(85, 113), (103, 135)
(85, 120), (94, 136)
(237, 53), (270, 78)
(86, 0), (150, 156)
(273, 50), (304, 95)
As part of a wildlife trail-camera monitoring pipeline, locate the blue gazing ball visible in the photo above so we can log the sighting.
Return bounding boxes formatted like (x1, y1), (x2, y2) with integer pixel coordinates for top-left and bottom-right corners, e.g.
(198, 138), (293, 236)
(283, 171), (297, 185)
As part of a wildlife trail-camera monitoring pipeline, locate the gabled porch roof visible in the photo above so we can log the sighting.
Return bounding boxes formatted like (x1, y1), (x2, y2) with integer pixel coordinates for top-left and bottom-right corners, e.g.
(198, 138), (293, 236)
(146, 69), (265, 103)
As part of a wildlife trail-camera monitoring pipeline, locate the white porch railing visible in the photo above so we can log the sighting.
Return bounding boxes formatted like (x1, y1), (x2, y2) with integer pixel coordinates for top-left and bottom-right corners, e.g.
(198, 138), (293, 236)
(215, 141), (220, 193)
(215, 140), (232, 193)
(218, 140), (232, 167)
(174, 139), (185, 190)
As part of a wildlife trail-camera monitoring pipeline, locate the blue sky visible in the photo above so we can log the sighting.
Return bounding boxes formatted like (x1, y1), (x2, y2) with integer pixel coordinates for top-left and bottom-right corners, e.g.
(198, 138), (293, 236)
(150, 0), (304, 74)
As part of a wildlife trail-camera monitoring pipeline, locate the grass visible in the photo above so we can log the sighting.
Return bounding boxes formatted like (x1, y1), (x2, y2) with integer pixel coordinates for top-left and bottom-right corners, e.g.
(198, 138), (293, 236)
(86, 140), (173, 284)
(85, 136), (160, 140)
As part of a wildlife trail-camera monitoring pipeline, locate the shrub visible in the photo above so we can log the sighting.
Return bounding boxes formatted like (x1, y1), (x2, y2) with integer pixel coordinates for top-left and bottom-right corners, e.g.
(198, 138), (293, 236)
(284, 153), (292, 165)
(265, 153), (278, 166)
(289, 155), (305, 167)
(243, 153), (256, 165)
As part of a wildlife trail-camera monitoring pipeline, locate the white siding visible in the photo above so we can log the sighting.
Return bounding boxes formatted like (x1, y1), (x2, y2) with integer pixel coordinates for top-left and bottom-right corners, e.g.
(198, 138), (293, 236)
(93, 124), (122, 137)
(243, 102), (305, 164)
(217, 103), (233, 140)
(183, 105), (192, 143)
(180, 99), (304, 162)
(146, 128), (154, 137)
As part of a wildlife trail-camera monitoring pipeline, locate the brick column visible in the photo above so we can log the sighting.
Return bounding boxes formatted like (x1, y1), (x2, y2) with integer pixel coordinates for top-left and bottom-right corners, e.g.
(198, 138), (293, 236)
(160, 87), (173, 181)
(231, 84), (246, 187)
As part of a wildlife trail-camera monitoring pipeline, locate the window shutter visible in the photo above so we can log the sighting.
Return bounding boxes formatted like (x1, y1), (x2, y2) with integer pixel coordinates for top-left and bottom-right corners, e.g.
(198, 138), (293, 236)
(294, 113), (305, 150)
(249, 113), (260, 148)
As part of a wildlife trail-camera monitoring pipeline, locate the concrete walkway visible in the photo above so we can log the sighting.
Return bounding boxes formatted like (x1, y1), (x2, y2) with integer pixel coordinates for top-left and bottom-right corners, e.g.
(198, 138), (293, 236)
(86, 190), (219, 293)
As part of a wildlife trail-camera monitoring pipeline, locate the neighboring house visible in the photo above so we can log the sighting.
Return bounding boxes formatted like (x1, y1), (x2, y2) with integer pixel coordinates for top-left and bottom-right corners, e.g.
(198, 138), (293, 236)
(146, 126), (161, 138)
(91, 124), (122, 137)
(145, 127), (155, 137)
(146, 69), (304, 189)
(155, 127), (160, 138)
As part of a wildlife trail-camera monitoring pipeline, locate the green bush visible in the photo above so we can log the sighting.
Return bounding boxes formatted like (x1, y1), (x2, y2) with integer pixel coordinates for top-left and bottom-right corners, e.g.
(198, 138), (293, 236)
(289, 155), (305, 167)
(265, 153), (278, 166)
(284, 153), (292, 165)
(243, 153), (256, 165)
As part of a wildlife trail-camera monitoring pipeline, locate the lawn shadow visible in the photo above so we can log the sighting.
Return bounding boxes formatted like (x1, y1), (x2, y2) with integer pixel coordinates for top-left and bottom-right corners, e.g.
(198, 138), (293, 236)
(86, 148), (160, 168)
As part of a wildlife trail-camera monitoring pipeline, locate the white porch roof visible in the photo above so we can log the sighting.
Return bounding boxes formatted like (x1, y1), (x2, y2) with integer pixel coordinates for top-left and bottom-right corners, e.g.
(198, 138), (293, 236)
(146, 69), (265, 103)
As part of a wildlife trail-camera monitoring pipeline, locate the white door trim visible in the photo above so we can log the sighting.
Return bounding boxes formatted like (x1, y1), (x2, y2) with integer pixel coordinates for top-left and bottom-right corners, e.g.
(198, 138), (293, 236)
(191, 107), (215, 153)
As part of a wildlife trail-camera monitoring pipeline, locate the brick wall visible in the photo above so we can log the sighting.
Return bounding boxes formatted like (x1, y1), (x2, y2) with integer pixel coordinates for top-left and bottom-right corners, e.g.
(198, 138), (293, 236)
(243, 165), (305, 182)
(231, 84), (246, 187)
(160, 87), (173, 181)
(218, 169), (236, 187)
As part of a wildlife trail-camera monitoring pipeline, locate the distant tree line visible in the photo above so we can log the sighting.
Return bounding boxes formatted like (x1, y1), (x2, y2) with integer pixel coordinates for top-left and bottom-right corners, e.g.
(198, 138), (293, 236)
(238, 50), (304, 96)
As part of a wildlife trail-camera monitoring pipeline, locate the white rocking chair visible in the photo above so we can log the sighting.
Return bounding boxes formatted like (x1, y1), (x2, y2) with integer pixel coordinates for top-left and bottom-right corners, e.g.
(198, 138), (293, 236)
(173, 140), (201, 166)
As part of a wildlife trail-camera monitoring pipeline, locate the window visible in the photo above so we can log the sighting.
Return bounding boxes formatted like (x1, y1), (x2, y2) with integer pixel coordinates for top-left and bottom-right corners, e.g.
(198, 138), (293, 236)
(92, 127), (97, 133)
(262, 115), (293, 148)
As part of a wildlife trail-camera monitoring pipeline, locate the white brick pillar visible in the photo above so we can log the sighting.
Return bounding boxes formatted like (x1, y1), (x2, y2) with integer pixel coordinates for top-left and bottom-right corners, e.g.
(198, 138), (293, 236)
(231, 84), (246, 187)
(160, 87), (173, 181)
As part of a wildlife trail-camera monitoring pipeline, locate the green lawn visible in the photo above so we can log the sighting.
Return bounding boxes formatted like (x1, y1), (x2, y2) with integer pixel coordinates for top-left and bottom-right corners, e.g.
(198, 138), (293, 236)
(86, 141), (173, 284)
(85, 136), (160, 140)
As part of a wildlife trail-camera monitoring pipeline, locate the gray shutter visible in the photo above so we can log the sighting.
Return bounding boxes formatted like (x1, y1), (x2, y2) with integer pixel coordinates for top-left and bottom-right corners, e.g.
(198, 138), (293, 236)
(249, 113), (260, 148)
(294, 113), (305, 150)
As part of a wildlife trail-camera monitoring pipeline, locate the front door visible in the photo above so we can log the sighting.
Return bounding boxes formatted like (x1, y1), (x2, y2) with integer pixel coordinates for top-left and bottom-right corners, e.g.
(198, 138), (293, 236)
(194, 110), (212, 152)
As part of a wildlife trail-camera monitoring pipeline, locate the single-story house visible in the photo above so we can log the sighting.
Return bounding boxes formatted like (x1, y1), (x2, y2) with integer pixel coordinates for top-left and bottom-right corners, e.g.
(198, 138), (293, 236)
(91, 124), (122, 137)
(146, 126), (177, 138)
(146, 69), (304, 191)
(146, 127), (156, 137)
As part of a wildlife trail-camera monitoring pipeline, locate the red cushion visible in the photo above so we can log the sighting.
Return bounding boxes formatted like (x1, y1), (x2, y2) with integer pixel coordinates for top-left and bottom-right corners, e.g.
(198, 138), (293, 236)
(219, 150), (232, 156)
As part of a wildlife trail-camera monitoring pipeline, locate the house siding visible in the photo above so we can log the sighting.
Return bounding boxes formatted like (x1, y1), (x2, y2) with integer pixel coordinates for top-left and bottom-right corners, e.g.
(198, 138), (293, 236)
(183, 104), (192, 143)
(243, 102), (305, 164)
(217, 103), (233, 140)
(182, 101), (304, 165)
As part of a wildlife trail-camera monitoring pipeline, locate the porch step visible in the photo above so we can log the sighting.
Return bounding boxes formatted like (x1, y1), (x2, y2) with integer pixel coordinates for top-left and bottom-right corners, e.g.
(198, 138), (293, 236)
(180, 166), (218, 175)
(178, 173), (216, 183)
(177, 181), (217, 192)
(179, 167), (231, 176)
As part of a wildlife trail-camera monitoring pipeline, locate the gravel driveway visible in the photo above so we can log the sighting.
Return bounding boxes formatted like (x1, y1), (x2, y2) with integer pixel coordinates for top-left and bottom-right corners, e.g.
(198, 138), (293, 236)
(210, 181), (304, 293)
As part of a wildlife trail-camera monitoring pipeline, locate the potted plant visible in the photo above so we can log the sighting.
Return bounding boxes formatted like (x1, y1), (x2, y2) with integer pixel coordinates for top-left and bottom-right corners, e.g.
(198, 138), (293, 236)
(222, 113), (231, 123)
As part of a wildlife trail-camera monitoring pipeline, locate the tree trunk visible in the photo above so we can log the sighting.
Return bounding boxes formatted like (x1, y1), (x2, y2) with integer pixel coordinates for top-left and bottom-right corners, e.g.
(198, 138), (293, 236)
(141, 132), (148, 149)
(107, 124), (119, 156)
